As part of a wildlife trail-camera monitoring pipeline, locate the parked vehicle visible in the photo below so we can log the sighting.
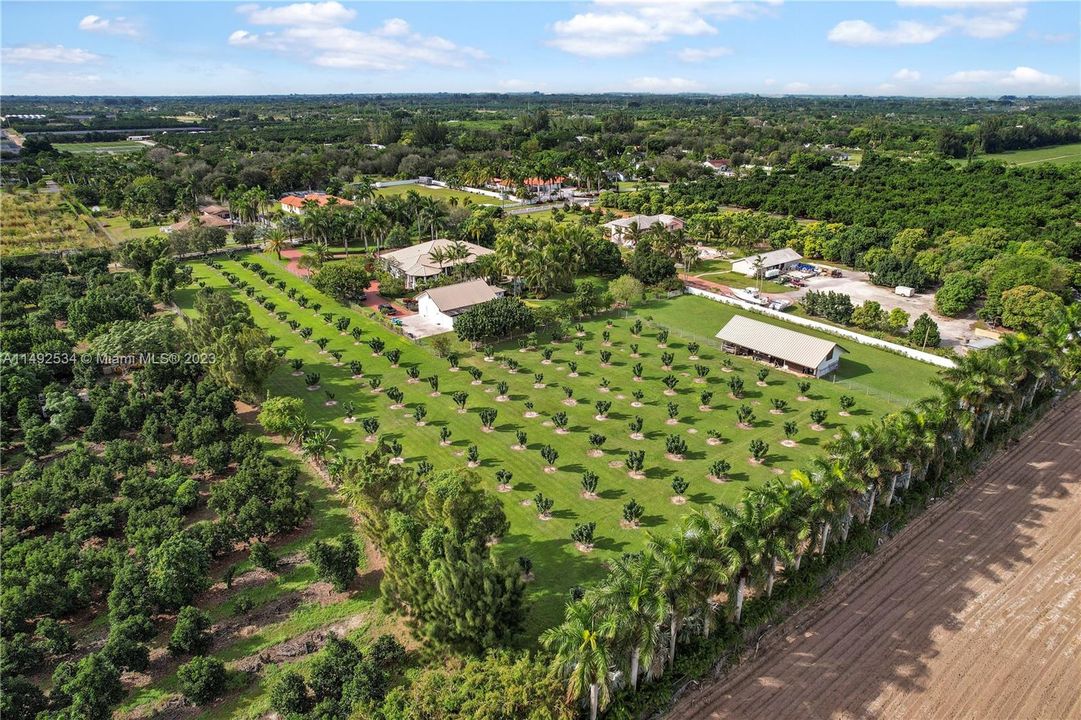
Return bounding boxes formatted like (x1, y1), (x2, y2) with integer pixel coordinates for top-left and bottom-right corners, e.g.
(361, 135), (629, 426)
(378, 303), (397, 316)
(830, 269), (843, 278)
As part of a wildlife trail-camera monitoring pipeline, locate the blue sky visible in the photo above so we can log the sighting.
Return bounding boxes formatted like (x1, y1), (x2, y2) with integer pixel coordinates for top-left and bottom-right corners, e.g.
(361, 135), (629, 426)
(2, 1), (1078, 96)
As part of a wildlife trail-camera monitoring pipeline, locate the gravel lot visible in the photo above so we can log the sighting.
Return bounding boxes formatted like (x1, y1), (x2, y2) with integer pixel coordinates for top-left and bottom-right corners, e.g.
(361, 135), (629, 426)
(789, 268), (977, 350)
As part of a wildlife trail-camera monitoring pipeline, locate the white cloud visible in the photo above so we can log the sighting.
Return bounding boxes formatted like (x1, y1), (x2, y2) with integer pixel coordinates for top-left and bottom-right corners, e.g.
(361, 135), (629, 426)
(78, 15), (140, 37)
(236, 1), (356, 26)
(943, 65), (1067, 90)
(376, 18), (410, 37)
(1, 45), (103, 64)
(628, 76), (702, 92)
(229, 20), (485, 71)
(828, 19), (947, 45)
(550, 1), (770, 58)
(893, 68), (922, 81)
(944, 7), (1026, 38)
(677, 46), (733, 62)
(784, 81), (811, 93)
(497, 78), (546, 91)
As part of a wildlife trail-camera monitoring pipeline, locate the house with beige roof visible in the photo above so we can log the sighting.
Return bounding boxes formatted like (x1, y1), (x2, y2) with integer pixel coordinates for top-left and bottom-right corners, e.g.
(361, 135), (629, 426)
(416, 279), (504, 329)
(716, 315), (843, 377)
(379, 238), (493, 290)
(603, 213), (684, 247)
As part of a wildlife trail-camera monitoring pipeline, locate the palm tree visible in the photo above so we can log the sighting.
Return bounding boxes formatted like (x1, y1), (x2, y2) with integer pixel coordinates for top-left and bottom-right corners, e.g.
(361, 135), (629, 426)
(647, 529), (698, 668)
(681, 513), (738, 639)
(263, 226), (287, 260)
(595, 553), (664, 692)
(542, 596), (616, 720)
(712, 498), (767, 623)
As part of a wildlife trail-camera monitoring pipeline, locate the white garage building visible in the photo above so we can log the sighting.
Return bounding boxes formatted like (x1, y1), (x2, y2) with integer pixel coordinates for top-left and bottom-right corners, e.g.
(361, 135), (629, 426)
(716, 315), (844, 378)
(731, 248), (803, 278)
(415, 279), (504, 330)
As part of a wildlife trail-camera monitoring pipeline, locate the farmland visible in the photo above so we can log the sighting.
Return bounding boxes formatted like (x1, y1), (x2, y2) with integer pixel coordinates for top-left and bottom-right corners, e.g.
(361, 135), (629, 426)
(179, 253), (939, 632)
(978, 142), (1081, 166)
(0, 189), (110, 255)
(53, 140), (149, 154)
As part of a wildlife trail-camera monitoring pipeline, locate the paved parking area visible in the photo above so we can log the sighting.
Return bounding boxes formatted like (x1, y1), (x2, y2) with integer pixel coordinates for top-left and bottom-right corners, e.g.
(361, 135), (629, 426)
(789, 268), (976, 349)
(398, 314), (451, 339)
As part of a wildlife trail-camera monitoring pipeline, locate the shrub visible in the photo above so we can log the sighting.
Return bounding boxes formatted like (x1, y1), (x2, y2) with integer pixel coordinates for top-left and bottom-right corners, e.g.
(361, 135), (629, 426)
(169, 607), (212, 656)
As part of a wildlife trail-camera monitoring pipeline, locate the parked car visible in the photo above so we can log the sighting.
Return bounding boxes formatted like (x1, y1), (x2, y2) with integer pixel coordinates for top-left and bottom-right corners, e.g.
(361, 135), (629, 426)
(378, 303), (397, 316)
(830, 269), (843, 278)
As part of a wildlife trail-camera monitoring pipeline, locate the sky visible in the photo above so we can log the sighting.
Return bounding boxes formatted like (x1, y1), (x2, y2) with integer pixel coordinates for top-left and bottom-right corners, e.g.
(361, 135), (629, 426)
(1, 1), (1078, 97)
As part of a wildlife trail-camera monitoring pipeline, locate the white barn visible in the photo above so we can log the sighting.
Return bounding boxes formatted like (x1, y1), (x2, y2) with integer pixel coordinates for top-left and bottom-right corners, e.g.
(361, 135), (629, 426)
(716, 315), (843, 378)
(415, 279), (504, 330)
(731, 248), (803, 278)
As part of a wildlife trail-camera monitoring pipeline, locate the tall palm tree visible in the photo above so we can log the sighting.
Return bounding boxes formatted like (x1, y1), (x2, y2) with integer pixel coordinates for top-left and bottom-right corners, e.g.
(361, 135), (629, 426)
(648, 529), (699, 665)
(542, 596), (616, 720)
(712, 499), (766, 623)
(681, 514), (738, 640)
(595, 554), (664, 691)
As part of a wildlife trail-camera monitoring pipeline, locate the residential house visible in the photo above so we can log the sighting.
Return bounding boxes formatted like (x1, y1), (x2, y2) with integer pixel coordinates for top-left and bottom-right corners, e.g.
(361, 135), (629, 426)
(602, 213), (685, 247)
(702, 158), (734, 176)
(416, 279), (504, 329)
(715, 315), (843, 378)
(164, 212), (234, 234)
(279, 192), (354, 215)
(379, 238), (494, 290)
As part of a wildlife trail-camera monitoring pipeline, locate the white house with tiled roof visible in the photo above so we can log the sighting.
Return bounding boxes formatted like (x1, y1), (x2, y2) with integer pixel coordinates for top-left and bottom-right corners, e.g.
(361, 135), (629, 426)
(416, 279), (504, 329)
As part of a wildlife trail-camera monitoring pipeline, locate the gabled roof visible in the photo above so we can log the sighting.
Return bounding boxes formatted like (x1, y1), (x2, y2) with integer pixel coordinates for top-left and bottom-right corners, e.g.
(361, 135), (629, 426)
(417, 279), (502, 314)
(199, 204), (229, 216)
(733, 248), (802, 267)
(379, 238), (493, 278)
(168, 213), (234, 232)
(715, 315), (842, 370)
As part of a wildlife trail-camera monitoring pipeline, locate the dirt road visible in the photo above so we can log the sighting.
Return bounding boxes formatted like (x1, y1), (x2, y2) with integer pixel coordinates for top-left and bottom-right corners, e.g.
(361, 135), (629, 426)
(669, 395), (1081, 720)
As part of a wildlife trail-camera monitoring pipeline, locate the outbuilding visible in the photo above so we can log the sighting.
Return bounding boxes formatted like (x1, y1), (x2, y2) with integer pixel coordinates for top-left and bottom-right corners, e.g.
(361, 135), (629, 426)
(415, 279), (504, 330)
(731, 248), (803, 278)
(715, 315), (843, 377)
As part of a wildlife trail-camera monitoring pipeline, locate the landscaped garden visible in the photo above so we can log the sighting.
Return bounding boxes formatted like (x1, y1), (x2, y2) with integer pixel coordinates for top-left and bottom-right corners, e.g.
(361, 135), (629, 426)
(179, 252), (940, 633)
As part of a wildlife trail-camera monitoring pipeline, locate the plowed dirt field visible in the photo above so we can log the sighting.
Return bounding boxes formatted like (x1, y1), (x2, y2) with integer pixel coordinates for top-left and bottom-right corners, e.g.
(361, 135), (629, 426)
(669, 395), (1081, 720)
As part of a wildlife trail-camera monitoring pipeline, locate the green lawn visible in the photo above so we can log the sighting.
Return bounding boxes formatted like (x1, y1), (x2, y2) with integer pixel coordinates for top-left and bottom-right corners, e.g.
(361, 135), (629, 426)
(375, 183), (512, 207)
(956, 142), (1081, 167)
(178, 256), (939, 636)
(97, 215), (162, 242)
(689, 259), (795, 295)
(54, 140), (147, 154)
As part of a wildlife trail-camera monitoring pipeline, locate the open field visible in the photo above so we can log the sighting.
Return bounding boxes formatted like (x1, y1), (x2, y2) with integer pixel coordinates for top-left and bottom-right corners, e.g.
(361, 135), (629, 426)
(178, 256), (938, 633)
(951, 142), (1081, 167)
(375, 183), (511, 206)
(54, 140), (148, 154)
(669, 394), (1081, 720)
(0, 189), (110, 255)
(97, 214), (165, 242)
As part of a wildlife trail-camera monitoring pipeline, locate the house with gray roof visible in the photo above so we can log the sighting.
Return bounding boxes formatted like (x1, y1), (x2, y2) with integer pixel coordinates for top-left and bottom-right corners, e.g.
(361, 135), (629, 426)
(731, 248), (803, 278)
(415, 279), (504, 329)
(716, 315), (843, 377)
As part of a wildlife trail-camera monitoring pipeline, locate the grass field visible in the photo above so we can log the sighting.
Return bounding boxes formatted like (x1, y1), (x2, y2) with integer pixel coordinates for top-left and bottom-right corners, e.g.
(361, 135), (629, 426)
(178, 255), (939, 634)
(54, 140), (148, 154)
(0, 189), (110, 255)
(375, 183), (513, 207)
(962, 142), (1081, 167)
(97, 215), (164, 242)
(689, 259), (795, 295)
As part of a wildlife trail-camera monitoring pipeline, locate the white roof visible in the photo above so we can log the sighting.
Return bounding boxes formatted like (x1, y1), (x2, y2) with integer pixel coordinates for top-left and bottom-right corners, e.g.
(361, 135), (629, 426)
(716, 315), (842, 370)
(379, 238), (492, 278)
(603, 214), (682, 230)
(733, 248), (802, 267)
(417, 279), (502, 314)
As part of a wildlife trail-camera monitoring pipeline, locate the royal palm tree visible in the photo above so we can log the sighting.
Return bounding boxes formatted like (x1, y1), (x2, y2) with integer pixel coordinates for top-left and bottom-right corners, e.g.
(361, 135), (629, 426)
(262, 226), (287, 260)
(595, 553), (664, 691)
(542, 596), (616, 720)
(647, 529), (698, 667)
(681, 513), (738, 640)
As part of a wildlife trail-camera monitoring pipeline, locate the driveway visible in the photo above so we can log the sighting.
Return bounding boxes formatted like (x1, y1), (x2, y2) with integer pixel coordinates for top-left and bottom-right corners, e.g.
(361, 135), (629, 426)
(789, 268), (977, 349)
(398, 314), (451, 339)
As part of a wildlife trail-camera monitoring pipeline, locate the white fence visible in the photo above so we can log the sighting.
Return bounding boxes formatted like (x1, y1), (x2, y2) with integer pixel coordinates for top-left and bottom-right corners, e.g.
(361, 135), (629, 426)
(684, 285), (956, 369)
